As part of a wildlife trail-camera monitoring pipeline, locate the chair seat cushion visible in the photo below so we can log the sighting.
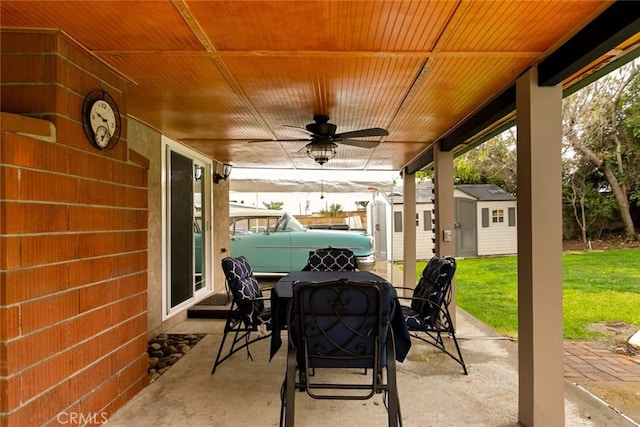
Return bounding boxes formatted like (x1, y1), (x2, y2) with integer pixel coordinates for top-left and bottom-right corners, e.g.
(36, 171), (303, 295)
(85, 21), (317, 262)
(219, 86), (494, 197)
(401, 305), (425, 330)
(409, 257), (456, 320)
(291, 281), (389, 368)
(257, 307), (272, 330)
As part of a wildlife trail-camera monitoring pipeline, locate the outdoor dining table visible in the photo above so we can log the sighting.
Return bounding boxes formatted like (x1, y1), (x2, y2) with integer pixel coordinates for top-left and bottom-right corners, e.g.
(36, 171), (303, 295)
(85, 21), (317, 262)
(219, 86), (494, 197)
(269, 270), (411, 362)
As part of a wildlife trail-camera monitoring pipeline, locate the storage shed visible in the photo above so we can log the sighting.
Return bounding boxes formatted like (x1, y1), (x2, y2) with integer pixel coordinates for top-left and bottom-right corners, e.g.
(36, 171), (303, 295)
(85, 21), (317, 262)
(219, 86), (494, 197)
(455, 184), (518, 257)
(371, 183), (517, 261)
(370, 182), (435, 262)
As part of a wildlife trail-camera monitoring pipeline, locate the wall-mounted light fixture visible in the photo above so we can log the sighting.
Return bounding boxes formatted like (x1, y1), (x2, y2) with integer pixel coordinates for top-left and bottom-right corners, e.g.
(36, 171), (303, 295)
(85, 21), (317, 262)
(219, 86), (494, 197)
(194, 165), (204, 181)
(214, 162), (232, 184)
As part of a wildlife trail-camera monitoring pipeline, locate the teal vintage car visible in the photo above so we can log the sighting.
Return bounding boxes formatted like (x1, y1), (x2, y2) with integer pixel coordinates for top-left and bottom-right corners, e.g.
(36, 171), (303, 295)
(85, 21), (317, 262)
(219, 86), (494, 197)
(229, 207), (375, 274)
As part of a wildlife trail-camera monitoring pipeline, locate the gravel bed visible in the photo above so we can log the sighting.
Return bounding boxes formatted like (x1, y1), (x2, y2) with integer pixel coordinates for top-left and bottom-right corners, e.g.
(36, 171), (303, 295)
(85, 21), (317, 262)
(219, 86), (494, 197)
(147, 333), (206, 383)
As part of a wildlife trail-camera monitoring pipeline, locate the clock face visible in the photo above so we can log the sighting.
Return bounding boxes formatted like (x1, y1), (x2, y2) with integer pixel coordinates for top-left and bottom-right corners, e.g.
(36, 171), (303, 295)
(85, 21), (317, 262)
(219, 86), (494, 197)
(94, 125), (110, 148)
(90, 100), (116, 140)
(82, 90), (121, 150)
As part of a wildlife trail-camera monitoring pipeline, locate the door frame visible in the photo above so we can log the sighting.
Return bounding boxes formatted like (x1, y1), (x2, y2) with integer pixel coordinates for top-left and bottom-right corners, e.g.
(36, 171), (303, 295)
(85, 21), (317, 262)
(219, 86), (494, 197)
(162, 137), (214, 319)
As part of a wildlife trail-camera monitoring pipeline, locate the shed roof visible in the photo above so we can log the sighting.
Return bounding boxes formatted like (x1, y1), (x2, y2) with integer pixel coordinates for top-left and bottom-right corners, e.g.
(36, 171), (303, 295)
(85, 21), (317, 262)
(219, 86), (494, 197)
(386, 182), (434, 205)
(456, 184), (516, 201)
(386, 183), (516, 204)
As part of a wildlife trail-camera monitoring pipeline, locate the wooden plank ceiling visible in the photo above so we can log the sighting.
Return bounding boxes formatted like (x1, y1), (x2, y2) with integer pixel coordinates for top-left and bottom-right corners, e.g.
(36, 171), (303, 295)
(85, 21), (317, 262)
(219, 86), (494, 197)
(1, 0), (635, 171)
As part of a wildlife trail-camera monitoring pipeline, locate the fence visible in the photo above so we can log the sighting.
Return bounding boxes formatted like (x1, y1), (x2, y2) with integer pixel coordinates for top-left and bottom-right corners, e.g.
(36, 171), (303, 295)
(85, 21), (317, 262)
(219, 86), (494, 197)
(297, 211), (367, 230)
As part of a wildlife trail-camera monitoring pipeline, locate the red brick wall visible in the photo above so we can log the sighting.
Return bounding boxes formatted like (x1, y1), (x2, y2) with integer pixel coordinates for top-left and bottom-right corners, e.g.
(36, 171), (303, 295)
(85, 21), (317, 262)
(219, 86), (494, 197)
(1, 30), (148, 426)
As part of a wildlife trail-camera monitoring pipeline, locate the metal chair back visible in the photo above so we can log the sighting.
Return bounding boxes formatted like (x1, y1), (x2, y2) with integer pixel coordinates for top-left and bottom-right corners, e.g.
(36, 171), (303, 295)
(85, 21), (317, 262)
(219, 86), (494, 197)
(397, 256), (467, 374)
(302, 247), (359, 271)
(211, 256), (272, 374)
(280, 279), (401, 425)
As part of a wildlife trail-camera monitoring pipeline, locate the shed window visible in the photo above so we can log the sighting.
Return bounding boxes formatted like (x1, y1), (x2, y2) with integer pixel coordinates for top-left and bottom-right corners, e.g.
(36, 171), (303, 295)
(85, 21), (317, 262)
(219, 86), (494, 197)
(423, 210), (432, 231)
(492, 209), (504, 223)
(394, 211), (403, 232)
(508, 207), (516, 226)
(481, 208), (489, 228)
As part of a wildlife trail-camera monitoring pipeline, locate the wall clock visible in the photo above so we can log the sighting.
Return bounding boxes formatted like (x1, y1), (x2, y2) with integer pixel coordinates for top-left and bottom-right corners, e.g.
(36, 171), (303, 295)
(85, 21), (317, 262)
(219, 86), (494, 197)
(81, 89), (121, 150)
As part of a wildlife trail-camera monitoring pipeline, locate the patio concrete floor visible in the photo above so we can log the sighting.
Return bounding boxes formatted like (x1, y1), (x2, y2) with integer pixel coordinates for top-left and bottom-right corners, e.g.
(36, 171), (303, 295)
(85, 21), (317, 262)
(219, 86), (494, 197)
(107, 262), (637, 426)
(107, 314), (635, 426)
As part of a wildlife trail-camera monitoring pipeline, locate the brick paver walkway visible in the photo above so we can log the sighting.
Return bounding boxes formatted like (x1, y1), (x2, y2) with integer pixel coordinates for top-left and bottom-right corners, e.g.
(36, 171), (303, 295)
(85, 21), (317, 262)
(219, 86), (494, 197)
(564, 341), (640, 383)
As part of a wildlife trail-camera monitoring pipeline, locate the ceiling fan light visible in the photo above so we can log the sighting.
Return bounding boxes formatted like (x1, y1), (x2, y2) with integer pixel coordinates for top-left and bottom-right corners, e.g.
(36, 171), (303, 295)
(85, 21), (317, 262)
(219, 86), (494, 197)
(307, 142), (337, 165)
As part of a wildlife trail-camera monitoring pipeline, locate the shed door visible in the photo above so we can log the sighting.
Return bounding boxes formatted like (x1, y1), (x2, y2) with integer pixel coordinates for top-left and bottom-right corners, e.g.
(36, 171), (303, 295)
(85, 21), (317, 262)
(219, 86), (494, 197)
(455, 198), (478, 257)
(373, 200), (387, 259)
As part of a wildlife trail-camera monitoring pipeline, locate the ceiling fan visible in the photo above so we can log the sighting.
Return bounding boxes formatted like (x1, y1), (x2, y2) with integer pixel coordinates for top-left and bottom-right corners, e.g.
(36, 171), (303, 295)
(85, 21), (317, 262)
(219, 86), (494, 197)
(251, 115), (388, 165)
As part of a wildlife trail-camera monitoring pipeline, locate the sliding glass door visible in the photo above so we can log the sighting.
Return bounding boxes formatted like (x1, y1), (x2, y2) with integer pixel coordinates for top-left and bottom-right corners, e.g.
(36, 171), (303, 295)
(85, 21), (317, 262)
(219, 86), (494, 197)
(165, 143), (212, 315)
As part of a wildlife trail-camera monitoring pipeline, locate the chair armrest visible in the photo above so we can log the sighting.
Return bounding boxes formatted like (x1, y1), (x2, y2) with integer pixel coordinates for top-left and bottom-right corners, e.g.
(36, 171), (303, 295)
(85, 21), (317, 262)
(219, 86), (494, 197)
(394, 287), (415, 300)
(396, 295), (445, 311)
(400, 295), (436, 305)
(398, 295), (451, 326)
(254, 286), (273, 299)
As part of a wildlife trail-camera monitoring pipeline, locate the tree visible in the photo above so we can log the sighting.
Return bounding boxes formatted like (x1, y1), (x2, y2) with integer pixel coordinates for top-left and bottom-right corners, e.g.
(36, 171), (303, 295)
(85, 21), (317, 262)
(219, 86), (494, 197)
(320, 203), (343, 217)
(618, 64), (640, 204)
(444, 62), (639, 241)
(263, 201), (284, 210)
(563, 62), (639, 240)
(562, 159), (616, 244)
(453, 129), (518, 194)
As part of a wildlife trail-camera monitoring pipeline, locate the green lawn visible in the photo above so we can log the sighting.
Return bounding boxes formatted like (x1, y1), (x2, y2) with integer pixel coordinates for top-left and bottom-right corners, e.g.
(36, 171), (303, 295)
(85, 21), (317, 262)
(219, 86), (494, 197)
(415, 248), (640, 340)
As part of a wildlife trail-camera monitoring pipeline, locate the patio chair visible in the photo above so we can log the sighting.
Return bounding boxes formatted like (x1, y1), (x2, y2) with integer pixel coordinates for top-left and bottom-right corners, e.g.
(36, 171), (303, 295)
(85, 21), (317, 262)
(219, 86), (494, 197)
(301, 247), (359, 271)
(211, 256), (272, 375)
(280, 279), (401, 426)
(396, 256), (468, 375)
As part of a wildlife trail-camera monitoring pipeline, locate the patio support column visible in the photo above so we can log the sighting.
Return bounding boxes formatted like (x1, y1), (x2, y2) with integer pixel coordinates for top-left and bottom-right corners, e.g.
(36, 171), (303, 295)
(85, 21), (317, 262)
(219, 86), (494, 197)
(516, 67), (564, 426)
(402, 170), (417, 288)
(433, 144), (457, 324)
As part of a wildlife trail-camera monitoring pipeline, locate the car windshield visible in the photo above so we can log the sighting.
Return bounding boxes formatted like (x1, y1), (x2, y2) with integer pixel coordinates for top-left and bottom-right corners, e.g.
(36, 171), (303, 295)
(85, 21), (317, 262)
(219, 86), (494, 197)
(275, 212), (306, 232)
(229, 212), (306, 235)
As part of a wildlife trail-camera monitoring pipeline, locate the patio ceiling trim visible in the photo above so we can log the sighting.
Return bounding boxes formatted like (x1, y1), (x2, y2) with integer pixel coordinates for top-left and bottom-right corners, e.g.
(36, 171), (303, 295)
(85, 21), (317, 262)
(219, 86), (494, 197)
(562, 44), (640, 98)
(439, 86), (516, 154)
(405, 1), (639, 175)
(538, 1), (640, 87)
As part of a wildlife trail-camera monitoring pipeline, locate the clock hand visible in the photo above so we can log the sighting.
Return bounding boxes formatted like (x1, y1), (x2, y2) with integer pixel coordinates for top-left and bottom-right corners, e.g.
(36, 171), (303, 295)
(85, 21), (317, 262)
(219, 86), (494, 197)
(96, 112), (108, 123)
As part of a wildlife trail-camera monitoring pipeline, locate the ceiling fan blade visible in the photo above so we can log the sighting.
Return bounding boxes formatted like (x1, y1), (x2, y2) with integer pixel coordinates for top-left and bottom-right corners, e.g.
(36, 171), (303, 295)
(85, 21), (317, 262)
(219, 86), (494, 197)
(335, 127), (388, 139)
(283, 124), (313, 134)
(248, 138), (310, 144)
(284, 125), (330, 140)
(337, 139), (380, 149)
